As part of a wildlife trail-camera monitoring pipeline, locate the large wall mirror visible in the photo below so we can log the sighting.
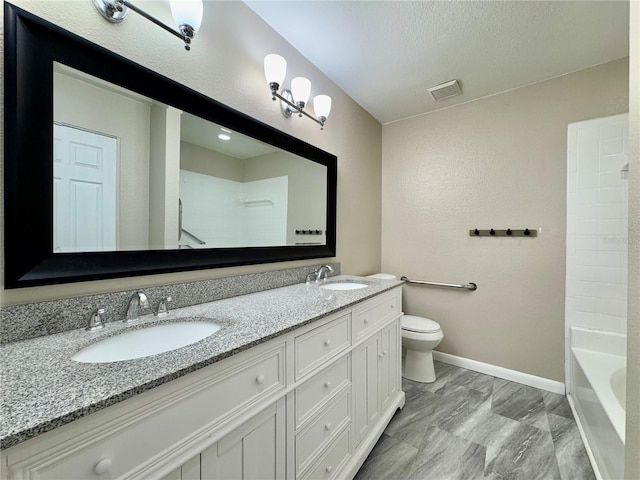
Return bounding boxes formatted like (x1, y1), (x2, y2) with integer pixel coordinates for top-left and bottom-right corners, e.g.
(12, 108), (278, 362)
(4, 4), (337, 288)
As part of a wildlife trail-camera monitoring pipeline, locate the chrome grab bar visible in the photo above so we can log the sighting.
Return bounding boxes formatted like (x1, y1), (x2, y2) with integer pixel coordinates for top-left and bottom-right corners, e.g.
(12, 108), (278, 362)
(400, 276), (477, 291)
(181, 228), (206, 245)
(179, 198), (206, 245)
(178, 198), (182, 241)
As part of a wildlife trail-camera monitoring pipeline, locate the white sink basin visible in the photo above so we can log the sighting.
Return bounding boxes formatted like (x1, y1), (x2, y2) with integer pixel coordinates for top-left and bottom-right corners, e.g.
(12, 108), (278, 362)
(320, 282), (368, 291)
(72, 321), (221, 363)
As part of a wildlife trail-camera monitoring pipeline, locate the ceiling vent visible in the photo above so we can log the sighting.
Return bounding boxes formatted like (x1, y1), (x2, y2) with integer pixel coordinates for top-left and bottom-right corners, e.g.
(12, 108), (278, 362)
(427, 79), (462, 101)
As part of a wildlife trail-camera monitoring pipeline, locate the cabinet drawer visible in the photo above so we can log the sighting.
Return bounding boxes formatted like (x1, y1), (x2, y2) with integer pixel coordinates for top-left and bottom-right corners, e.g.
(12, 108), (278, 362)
(352, 290), (401, 341)
(301, 428), (351, 480)
(296, 355), (350, 427)
(7, 342), (286, 480)
(295, 314), (351, 380)
(296, 391), (351, 474)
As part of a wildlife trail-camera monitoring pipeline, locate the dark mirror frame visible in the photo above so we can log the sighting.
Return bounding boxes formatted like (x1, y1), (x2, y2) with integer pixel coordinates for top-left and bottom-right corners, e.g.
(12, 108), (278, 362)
(3, 3), (337, 289)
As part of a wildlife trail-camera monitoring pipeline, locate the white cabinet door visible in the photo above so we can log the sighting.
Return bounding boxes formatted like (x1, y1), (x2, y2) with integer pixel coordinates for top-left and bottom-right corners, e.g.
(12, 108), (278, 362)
(159, 456), (200, 480)
(352, 335), (380, 447)
(161, 467), (182, 480)
(200, 399), (286, 480)
(379, 320), (400, 411)
(181, 456), (201, 480)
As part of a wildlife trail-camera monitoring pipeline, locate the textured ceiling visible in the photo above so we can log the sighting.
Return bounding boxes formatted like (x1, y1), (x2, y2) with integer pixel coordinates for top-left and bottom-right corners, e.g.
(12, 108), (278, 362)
(244, 1), (629, 124)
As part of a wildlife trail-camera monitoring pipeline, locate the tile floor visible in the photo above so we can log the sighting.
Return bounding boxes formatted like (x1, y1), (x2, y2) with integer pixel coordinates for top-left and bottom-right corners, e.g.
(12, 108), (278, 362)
(355, 361), (595, 480)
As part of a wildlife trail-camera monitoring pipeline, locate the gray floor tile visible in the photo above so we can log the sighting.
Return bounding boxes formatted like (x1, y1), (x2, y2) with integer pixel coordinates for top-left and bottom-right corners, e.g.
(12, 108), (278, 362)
(543, 391), (574, 420)
(429, 367), (494, 396)
(485, 437), (562, 480)
(491, 378), (549, 431)
(408, 425), (486, 480)
(433, 387), (492, 433)
(358, 363), (595, 480)
(548, 413), (597, 480)
(354, 433), (418, 480)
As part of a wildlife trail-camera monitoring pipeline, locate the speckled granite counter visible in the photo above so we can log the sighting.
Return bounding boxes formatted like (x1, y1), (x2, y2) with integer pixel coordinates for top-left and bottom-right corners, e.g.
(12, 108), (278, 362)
(0, 276), (403, 450)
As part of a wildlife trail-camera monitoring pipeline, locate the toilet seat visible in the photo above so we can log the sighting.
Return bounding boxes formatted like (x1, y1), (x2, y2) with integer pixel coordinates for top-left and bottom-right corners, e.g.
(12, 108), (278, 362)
(402, 315), (441, 334)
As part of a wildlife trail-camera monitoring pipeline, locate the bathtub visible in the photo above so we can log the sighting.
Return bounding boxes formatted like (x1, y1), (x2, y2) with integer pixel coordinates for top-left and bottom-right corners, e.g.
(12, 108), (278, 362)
(569, 328), (626, 480)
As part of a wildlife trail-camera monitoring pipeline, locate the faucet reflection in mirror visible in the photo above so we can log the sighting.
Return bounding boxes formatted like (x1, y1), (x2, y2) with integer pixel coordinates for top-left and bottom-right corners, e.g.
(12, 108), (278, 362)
(264, 54), (332, 130)
(94, 0), (203, 51)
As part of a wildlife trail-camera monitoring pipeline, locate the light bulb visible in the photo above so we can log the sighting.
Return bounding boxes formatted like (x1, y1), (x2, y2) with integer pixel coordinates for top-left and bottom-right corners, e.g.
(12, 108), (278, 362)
(291, 77), (311, 106)
(313, 95), (332, 121)
(170, 0), (203, 33)
(264, 54), (287, 88)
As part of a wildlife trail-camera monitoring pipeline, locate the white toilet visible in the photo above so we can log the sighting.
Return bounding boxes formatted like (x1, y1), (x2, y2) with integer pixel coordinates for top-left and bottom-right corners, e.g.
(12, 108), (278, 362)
(367, 274), (444, 383)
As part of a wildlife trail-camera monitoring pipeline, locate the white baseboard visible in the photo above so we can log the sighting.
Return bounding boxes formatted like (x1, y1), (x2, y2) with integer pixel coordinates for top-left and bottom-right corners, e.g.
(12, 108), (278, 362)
(432, 351), (566, 395)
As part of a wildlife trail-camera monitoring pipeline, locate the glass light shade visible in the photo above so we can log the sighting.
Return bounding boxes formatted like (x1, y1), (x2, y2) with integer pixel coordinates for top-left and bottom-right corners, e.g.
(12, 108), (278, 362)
(313, 95), (332, 119)
(264, 54), (287, 87)
(170, 0), (204, 33)
(291, 77), (311, 105)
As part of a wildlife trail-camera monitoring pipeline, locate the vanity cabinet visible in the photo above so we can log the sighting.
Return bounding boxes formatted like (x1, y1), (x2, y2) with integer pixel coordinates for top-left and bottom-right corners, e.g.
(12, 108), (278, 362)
(162, 399), (286, 480)
(379, 321), (400, 412)
(352, 300), (401, 448)
(1, 287), (404, 480)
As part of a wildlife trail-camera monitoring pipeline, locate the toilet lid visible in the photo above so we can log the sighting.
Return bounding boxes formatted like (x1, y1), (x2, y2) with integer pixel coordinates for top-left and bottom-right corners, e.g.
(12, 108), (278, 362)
(402, 315), (441, 333)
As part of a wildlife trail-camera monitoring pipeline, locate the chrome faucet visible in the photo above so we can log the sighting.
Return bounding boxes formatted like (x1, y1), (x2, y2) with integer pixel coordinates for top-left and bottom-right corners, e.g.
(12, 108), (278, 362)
(86, 308), (106, 331)
(124, 291), (149, 322)
(154, 296), (173, 316)
(315, 264), (334, 282)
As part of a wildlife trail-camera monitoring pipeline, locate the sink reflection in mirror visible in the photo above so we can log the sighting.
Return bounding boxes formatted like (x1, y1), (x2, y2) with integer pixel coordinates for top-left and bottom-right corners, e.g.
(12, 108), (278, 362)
(72, 321), (221, 363)
(53, 63), (327, 253)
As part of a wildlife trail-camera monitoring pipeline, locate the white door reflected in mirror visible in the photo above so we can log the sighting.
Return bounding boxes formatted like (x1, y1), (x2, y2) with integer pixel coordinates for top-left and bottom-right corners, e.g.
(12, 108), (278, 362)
(53, 124), (117, 253)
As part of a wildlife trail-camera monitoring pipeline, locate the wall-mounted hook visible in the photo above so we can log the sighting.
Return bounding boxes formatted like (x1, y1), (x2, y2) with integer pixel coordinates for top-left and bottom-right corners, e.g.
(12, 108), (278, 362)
(469, 228), (538, 237)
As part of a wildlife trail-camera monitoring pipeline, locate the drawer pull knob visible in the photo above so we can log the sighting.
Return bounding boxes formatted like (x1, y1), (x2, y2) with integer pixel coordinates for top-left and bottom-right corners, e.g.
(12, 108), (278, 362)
(378, 352), (385, 358)
(363, 319), (369, 324)
(325, 422), (332, 430)
(324, 339), (332, 347)
(326, 466), (333, 474)
(324, 381), (332, 389)
(94, 458), (112, 475)
(256, 375), (265, 384)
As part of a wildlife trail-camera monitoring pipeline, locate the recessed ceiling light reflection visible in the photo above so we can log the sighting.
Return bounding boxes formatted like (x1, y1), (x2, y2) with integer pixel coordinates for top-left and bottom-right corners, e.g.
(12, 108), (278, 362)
(218, 134), (231, 141)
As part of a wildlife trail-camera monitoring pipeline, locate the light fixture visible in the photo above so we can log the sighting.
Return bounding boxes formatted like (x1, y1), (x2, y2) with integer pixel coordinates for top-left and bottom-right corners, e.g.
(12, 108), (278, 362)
(218, 134), (231, 141)
(264, 54), (332, 130)
(93, 0), (204, 51)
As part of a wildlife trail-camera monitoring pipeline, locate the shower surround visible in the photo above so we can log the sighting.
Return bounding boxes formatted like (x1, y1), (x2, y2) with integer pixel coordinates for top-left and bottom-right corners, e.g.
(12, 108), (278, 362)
(565, 113), (629, 480)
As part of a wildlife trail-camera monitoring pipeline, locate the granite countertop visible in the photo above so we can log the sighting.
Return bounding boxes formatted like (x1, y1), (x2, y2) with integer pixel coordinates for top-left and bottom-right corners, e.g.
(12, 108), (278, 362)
(0, 275), (403, 450)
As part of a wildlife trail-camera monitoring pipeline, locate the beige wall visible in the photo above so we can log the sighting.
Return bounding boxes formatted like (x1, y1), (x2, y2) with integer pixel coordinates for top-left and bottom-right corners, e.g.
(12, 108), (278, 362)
(243, 152), (327, 245)
(54, 71), (151, 250)
(180, 142), (244, 182)
(382, 58), (629, 382)
(625, 0), (640, 476)
(0, 0), (382, 305)
(148, 105), (182, 249)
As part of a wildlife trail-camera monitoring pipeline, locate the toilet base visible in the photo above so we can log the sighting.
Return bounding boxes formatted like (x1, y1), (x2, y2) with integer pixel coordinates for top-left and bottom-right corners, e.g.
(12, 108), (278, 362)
(403, 349), (436, 383)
